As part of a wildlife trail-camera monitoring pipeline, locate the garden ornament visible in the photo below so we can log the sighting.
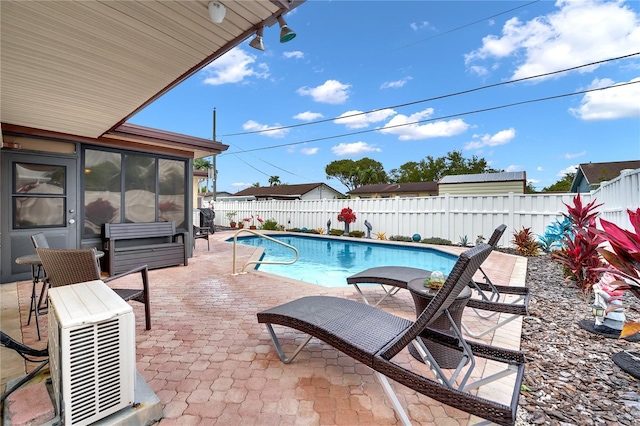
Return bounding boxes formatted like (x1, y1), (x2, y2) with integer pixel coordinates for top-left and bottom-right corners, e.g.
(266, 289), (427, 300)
(476, 235), (486, 245)
(591, 274), (626, 334)
(364, 220), (372, 239)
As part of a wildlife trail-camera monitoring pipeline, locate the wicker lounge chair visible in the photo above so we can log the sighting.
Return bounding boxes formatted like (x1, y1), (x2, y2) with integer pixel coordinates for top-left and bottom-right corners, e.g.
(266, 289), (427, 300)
(36, 247), (151, 330)
(348, 224), (530, 338)
(257, 244), (525, 426)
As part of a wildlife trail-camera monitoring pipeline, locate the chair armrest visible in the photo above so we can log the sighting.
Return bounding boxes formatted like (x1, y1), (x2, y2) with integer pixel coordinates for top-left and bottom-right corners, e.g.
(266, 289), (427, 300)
(466, 298), (529, 316)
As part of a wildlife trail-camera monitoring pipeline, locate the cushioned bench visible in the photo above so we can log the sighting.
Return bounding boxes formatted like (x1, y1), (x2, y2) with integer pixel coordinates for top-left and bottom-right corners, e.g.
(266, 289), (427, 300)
(103, 222), (188, 275)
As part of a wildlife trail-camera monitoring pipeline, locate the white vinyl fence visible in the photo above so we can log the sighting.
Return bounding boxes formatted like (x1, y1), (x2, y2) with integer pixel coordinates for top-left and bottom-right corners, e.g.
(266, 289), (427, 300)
(212, 169), (639, 248)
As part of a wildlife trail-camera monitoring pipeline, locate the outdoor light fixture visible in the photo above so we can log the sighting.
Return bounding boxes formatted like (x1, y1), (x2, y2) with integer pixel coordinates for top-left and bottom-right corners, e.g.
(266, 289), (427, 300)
(277, 15), (296, 43)
(249, 27), (265, 51)
(208, 1), (226, 24)
(590, 303), (605, 318)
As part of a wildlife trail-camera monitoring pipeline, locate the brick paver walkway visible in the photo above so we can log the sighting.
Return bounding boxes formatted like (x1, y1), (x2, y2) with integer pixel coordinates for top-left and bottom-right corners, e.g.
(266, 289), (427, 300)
(5, 230), (525, 425)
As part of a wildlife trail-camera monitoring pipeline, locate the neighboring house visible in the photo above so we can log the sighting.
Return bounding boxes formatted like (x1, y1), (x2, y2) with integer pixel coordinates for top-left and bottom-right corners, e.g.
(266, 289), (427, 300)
(233, 183), (344, 200)
(348, 182), (438, 198)
(0, 1), (307, 284)
(438, 172), (527, 195)
(570, 160), (640, 193)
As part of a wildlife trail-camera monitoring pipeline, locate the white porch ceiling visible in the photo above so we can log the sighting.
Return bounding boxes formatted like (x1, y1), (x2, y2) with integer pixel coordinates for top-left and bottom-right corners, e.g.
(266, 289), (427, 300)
(1, 0), (304, 139)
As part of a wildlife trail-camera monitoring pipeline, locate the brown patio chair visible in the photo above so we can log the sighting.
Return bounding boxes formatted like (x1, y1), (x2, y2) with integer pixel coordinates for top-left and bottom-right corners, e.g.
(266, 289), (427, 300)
(193, 225), (210, 251)
(257, 244), (525, 426)
(347, 224), (530, 338)
(36, 247), (151, 330)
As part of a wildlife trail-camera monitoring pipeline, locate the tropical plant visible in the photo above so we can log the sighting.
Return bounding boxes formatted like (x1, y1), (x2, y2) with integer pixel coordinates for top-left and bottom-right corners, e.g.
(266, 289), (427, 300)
(316, 228), (325, 235)
(226, 211), (237, 223)
(374, 232), (387, 240)
(349, 230), (365, 238)
(538, 217), (572, 253)
(261, 219), (279, 231)
(551, 194), (605, 295)
(512, 227), (540, 257)
(329, 229), (344, 236)
(459, 235), (469, 247)
(589, 208), (640, 299)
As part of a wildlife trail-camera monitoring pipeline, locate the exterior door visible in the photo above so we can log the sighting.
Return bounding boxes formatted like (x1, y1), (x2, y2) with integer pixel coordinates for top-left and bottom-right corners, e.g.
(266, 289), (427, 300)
(1, 152), (78, 283)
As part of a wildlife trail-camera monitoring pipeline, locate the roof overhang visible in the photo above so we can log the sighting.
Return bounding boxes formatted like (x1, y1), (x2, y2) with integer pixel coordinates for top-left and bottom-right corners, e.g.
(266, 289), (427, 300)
(1, 0), (305, 141)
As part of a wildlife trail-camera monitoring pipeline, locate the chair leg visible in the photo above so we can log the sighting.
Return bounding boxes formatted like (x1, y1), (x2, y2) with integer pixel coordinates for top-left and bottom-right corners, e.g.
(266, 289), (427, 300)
(375, 372), (411, 426)
(264, 324), (312, 364)
(141, 267), (151, 330)
(352, 283), (400, 306)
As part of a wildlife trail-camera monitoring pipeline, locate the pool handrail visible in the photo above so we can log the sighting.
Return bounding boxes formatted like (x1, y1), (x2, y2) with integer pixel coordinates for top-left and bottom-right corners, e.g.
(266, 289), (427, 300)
(232, 229), (299, 275)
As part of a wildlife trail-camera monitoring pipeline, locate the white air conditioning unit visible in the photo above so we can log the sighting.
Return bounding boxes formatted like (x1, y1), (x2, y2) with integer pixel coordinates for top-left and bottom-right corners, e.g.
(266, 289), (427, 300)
(48, 280), (135, 425)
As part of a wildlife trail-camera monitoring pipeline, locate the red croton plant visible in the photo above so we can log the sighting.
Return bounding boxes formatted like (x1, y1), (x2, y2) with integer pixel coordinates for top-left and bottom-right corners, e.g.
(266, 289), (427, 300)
(589, 208), (640, 338)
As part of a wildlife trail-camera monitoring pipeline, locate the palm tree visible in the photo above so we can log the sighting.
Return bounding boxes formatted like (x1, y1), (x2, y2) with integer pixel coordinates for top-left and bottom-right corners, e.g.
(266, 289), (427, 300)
(269, 176), (281, 186)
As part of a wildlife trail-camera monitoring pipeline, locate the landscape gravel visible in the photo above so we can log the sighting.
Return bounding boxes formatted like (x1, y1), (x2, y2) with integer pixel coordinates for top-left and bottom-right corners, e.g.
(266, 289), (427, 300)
(511, 252), (640, 426)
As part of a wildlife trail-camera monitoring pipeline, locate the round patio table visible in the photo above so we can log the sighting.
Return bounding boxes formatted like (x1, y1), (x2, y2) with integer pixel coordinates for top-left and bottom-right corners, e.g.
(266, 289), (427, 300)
(407, 277), (472, 369)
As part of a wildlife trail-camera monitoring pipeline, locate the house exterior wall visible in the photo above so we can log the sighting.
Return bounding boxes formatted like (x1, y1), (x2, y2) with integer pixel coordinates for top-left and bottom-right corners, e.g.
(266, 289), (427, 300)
(300, 184), (342, 200)
(438, 181), (524, 195)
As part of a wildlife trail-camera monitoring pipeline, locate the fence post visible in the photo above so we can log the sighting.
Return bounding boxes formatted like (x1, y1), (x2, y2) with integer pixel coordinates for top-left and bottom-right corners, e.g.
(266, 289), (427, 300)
(508, 192), (515, 235)
(443, 193), (450, 243)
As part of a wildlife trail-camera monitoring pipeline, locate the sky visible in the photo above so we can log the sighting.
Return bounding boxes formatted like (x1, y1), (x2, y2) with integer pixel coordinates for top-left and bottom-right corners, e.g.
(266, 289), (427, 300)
(129, 0), (640, 194)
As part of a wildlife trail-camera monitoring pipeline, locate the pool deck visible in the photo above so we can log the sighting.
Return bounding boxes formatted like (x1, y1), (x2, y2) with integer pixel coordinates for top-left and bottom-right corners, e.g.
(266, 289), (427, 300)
(1, 229), (526, 425)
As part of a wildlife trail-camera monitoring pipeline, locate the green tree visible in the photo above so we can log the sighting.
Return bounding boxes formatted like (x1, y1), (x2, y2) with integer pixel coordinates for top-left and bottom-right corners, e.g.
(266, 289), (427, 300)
(194, 158), (212, 170)
(542, 172), (575, 192)
(251, 182), (261, 187)
(325, 158), (388, 191)
(525, 182), (538, 194)
(269, 176), (281, 186)
(390, 150), (501, 182)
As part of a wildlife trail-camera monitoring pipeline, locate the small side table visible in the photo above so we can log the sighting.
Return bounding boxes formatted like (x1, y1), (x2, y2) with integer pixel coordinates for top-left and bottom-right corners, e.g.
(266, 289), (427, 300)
(407, 277), (472, 368)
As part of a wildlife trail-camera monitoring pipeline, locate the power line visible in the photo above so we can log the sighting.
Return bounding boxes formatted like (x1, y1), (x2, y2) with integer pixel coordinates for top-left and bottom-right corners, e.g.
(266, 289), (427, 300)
(220, 52), (639, 138)
(219, 80), (640, 156)
(389, 1), (541, 53)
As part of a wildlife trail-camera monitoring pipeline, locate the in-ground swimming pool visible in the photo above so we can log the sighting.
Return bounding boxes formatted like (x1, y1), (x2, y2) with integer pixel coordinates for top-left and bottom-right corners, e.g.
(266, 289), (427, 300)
(230, 234), (458, 288)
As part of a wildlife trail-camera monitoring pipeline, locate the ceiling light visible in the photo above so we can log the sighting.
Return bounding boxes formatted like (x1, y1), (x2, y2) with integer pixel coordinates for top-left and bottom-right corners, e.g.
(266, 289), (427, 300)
(249, 27), (265, 51)
(277, 15), (296, 43)
(208, 2), (226, 24)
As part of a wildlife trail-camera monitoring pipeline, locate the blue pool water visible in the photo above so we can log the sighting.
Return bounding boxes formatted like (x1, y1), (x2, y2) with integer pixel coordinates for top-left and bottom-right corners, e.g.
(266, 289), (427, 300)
(231, 234), (458, 288)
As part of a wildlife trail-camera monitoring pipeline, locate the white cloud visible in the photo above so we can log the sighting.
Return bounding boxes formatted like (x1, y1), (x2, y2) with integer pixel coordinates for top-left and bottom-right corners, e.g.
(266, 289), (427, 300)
(536, 166), (544, 172)
(242, 120), (289, 138)
(231, 182), (251, 188)
(528, 178), (541, 184)
(202, 48), (269, 85)
(558, 165), (578, 177)
(563, 151), (586, 159)
(297, 80), (351, 104)
(378, 108), (469, 140)
(569, 77), (640, 120)
(464, 128), (516, 150)
(331, 142), (381, 156)
(380, 76), (413, 89)
(300, 147), (319, 155)
(468, 65), (489, 77)
(293, 111), (324, 121)
(410, 21), (432, 31)
(334, 109), (397, 129)
(283, 51), (304, 59)
(465, 0), (640, 80)
(506, 165), (523, 172)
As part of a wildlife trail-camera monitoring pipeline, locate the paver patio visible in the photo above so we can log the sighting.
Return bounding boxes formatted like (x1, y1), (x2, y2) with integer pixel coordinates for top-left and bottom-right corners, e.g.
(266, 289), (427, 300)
(2, 230), (526, 425)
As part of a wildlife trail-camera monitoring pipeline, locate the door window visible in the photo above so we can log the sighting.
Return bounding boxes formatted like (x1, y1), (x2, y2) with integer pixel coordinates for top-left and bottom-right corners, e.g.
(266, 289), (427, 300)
(13, 163), (66, 228)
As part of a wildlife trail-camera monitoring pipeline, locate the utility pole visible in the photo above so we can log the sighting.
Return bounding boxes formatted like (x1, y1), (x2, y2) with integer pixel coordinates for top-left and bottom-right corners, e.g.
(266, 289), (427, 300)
(212, 108), (217, 201)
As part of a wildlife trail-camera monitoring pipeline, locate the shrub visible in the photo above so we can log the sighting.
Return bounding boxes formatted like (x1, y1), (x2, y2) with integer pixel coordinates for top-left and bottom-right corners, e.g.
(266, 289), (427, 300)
(512, 227), (540, 256)
(421, 237), (452, 246)
(287, 227), (302, 233)
(374, 232), (387, 240)
(538, 217), (572, 253)
(551, 194), (605, 295)
(261, 219), (279, 231)
(329, 229), (344, 236)
(459, 235), (469, 247)
(303, 229), (320, 234)
(349, 230), (365, 238)
(389, 235), (412, 242)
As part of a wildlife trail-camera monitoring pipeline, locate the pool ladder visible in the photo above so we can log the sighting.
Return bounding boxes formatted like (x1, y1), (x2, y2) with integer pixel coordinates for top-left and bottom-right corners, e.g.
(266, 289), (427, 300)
(232, 229), (299, 275)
